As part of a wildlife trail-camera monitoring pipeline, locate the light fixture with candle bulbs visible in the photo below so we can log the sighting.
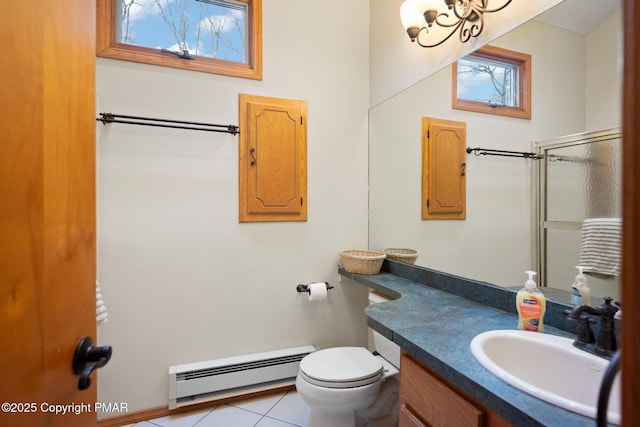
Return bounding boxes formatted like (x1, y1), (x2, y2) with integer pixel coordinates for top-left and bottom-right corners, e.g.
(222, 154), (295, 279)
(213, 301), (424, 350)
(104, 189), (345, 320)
(400, 0), (513, 48)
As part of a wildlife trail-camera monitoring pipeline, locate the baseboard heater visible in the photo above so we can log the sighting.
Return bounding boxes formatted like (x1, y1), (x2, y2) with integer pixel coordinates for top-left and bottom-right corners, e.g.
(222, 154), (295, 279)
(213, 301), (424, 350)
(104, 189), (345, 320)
(168, 345), (316, 409)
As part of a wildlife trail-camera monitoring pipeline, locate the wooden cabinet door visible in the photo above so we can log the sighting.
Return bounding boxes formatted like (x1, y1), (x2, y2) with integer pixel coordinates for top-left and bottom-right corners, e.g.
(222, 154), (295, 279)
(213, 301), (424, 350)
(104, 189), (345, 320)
(239, 94), (307, 222)
(399, 404), (429, 427)
(400, 353), (484, 427)
(399, 352), (512, 427)
(0, 2), (99, 426)
(422, 117), (467, 220)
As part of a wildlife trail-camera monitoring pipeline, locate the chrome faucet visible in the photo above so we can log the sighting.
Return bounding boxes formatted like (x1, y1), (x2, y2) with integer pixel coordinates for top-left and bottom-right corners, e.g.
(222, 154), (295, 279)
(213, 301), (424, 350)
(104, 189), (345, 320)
(566, 297), (619, 359)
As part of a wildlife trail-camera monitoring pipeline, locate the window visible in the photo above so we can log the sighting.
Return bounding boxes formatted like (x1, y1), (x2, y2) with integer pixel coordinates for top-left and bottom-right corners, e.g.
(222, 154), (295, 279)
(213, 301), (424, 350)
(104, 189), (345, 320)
(452, 45), (531, 119)
(97, 0), (262, 80)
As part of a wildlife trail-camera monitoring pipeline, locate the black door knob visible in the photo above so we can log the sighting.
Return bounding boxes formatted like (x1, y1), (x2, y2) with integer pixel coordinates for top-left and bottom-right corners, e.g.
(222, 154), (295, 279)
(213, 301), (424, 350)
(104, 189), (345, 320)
(72, 336), (112, 390)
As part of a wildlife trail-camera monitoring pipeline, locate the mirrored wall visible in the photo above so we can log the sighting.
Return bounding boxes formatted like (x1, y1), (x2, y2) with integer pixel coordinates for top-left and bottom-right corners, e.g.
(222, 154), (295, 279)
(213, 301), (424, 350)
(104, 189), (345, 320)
(368, 1), (622, 300)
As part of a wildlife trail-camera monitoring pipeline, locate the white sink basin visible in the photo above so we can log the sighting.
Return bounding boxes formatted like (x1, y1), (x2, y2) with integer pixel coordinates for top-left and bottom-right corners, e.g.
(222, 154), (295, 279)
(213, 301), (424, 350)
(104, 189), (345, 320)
(470, 329), (620, 424)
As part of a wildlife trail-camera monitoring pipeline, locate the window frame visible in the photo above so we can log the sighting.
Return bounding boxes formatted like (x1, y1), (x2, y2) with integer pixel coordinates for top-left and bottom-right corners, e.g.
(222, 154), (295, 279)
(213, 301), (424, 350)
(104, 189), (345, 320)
(452, 45), (531, 119)
(96, 0), (262, 80)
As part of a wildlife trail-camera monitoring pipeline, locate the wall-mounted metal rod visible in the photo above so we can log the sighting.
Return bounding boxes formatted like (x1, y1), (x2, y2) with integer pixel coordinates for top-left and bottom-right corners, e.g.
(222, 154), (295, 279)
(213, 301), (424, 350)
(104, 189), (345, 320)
(466, 147), (543, 159)
(97, 113), (239, 135)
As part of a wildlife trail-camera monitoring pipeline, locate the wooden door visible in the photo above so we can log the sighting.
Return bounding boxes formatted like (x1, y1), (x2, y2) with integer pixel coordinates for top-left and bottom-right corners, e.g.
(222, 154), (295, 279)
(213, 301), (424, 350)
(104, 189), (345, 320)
(622, 0), (640, 423)
(422, 117), (467, 220)
(0, 2), (99, 426)
(239, 94), (308, 222)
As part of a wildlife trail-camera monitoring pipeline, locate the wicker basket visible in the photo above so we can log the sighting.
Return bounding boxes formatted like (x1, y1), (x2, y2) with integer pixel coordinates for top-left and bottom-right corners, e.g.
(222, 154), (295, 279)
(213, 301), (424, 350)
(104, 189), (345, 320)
(382, 248), (419, 264)
(340, 250), (387, 275)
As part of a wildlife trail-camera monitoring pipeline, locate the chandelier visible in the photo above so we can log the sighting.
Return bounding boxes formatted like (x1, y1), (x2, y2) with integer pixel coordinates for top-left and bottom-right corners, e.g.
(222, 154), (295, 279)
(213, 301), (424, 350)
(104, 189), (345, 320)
(400, 0), (513, 48)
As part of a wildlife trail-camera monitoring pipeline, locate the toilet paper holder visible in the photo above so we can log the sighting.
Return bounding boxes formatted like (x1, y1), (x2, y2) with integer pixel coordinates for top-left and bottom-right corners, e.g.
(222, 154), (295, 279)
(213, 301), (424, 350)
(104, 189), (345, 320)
(297, 282), (334, 294)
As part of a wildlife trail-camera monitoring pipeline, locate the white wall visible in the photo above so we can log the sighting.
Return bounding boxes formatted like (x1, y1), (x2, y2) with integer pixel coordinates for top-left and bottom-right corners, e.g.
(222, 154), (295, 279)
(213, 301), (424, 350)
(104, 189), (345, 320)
(96, 0), (370, 416)
(586, 10), (623, 131)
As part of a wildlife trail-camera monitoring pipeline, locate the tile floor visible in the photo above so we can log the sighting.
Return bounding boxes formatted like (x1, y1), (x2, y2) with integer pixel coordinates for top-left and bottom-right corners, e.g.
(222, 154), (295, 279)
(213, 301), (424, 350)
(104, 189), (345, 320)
(123, 390), (310, 427)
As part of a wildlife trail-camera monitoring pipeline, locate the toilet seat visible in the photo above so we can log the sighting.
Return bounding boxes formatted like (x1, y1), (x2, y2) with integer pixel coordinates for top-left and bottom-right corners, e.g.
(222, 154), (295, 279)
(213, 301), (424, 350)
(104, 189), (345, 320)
(299, 347), (383, 389)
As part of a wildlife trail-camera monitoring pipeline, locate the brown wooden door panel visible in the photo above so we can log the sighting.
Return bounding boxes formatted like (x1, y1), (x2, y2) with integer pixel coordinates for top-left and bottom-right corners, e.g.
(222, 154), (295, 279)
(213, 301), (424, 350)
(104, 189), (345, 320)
(1, 1), (98, 426)
(239, 94), (307, 222)
(622, 1), (640, 423)
(399, 352), (513, 427)
(400, 353), (484, 427)
(422, 117), (467, 220)
(248, 104), (301, 213)
(429, 123), (466, 213)
(399, 404), (429, 427)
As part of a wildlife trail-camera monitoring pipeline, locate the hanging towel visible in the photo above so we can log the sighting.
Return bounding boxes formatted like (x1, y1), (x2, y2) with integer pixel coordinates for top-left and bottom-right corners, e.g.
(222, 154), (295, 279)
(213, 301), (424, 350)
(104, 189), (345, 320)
(96, 280), (108, 326)
(578, 218), (622, 279)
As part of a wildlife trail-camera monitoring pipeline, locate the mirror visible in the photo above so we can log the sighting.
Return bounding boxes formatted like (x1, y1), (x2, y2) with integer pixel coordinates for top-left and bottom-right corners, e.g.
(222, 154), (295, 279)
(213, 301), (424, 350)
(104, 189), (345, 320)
(368, 0), (622, 301)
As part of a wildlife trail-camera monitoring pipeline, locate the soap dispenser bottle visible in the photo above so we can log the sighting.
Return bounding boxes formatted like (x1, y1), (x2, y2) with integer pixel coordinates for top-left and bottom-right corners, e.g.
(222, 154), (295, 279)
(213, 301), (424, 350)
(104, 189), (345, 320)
(516, 271), (546, 332)
(570, 266), (591, 306)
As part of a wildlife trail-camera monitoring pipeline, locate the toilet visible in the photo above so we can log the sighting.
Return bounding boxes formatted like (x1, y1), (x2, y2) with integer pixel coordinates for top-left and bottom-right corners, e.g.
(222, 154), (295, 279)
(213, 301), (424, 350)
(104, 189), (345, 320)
(296, 291), (400, 427)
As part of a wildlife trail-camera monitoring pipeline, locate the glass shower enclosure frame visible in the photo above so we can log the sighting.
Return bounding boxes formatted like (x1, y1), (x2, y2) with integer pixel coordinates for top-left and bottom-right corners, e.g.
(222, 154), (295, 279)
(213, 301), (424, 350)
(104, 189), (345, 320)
(533, 127), (622, 298)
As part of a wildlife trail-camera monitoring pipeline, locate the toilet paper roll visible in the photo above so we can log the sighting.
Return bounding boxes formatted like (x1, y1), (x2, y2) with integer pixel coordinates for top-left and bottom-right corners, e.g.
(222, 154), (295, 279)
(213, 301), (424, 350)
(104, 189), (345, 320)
(307, 282), (328, 301)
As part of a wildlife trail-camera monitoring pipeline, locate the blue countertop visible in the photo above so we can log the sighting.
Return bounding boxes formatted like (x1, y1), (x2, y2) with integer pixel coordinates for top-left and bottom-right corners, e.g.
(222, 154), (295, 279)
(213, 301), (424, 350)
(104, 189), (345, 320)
(339, 260), (614, 427)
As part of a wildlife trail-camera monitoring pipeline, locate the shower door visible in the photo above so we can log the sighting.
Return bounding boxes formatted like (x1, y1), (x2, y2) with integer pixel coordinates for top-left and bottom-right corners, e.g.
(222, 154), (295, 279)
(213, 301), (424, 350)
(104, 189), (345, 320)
(534, 128), (622, 297)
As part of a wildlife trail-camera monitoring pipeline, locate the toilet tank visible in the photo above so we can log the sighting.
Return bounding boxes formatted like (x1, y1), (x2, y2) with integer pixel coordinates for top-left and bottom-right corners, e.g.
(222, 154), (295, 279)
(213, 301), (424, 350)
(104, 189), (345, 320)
(368, 290), (401, 368)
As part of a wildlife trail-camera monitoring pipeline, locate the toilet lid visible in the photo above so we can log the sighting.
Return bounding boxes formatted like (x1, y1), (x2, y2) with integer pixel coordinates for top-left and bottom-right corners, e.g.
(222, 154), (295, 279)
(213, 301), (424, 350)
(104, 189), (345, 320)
(299, 347), (383, 387)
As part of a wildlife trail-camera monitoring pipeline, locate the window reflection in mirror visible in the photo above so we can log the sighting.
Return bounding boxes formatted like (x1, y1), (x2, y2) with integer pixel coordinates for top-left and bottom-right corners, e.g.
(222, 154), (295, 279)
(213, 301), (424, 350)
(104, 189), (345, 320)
(453, 45), (531, 119)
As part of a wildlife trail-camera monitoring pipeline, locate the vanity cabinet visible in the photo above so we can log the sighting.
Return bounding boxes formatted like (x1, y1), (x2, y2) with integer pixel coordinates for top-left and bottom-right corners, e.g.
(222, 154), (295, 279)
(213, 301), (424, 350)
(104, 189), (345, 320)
(399, 351), (512, 427)
(238, 94), (307, 222)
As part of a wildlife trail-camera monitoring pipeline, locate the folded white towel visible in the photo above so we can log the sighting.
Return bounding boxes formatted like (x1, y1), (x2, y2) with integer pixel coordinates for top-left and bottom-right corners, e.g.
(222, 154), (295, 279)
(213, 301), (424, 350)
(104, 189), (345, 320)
(96, 281), (108, 326)
(578, 218), (622, 278)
